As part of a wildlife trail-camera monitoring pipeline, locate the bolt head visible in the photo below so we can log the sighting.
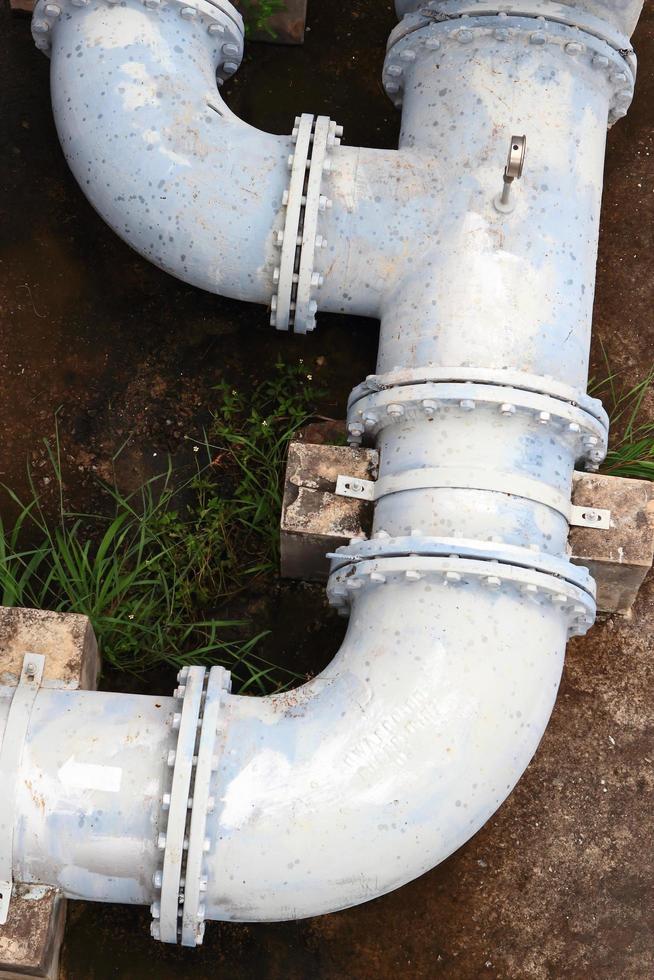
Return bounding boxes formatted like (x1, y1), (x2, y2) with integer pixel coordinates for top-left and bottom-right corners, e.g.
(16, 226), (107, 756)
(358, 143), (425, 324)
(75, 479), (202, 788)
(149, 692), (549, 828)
(223, 61), (239, 75)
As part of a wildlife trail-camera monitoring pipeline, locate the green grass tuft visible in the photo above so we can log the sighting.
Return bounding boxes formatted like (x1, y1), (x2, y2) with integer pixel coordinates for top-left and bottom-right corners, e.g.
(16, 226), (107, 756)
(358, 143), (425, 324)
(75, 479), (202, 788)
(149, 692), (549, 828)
(0, 360), (322, 691)
(589, 352), (654, 481)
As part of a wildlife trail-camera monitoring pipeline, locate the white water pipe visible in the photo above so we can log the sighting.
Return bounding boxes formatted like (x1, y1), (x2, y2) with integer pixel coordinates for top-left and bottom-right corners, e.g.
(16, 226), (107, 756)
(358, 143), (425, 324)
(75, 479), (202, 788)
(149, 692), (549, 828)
(0, 0), (642, 947)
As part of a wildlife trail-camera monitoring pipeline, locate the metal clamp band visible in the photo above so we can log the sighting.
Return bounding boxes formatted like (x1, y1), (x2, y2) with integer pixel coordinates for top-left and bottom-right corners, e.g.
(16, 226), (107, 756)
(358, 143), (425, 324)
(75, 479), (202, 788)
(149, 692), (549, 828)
(0, 654), (46, 925)
(336, 467), (610, 528)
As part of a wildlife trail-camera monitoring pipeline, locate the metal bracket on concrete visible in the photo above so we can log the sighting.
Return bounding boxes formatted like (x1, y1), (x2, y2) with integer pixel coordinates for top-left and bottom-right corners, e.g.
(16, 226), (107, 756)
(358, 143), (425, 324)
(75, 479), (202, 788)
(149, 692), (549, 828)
(336, 471), (611, 529)
(0, 653), (46, 925)
(335, 474), (376, 501)
(569, 504), (611, 529)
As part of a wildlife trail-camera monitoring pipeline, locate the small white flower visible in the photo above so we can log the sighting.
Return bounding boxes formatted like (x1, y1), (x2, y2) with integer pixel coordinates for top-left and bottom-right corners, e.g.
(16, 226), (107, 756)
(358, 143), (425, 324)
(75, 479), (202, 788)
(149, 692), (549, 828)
(306, 374), (313, 381)
(193, 445), (199, 453)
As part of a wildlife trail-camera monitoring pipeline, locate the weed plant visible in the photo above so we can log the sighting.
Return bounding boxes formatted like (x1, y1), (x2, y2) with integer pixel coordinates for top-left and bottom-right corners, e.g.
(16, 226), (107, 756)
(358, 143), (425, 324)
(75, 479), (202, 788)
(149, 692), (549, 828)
(590, 357), (654, 480)
(0, 360), (321, 691)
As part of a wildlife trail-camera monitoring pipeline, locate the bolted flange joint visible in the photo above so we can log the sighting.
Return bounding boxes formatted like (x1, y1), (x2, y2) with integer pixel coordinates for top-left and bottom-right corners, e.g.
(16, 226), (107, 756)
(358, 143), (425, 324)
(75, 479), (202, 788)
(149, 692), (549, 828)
(151, 664), (231, 947)
(345, 380), (609, 471)
(382, 13), (636, 125)
(31, 0), (245, 84)
(326, 552), (596, 639)
(271, 114), (343, 334)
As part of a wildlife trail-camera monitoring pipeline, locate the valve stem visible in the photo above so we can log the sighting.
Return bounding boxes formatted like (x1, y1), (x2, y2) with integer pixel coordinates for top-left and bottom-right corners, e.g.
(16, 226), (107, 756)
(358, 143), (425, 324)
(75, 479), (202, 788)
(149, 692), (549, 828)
(494, 134), (527, 213)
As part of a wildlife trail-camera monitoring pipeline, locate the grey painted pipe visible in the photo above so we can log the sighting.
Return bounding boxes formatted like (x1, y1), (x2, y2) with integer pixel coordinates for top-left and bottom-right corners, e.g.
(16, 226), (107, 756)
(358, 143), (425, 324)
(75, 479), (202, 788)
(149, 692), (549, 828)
(1, 0), (642, 945)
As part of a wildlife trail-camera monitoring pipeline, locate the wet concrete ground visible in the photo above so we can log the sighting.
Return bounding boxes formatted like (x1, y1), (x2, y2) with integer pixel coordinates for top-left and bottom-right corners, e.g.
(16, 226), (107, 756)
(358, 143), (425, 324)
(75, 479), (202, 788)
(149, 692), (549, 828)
(1, 0), (653, 977)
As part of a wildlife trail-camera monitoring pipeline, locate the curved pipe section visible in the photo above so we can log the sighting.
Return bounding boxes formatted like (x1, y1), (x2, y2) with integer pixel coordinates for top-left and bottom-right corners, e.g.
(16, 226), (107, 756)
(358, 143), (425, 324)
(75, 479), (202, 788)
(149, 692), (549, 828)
(40, 0), (447, 319)
(2, 567), (586, 919)
(7, 0), (643, 944)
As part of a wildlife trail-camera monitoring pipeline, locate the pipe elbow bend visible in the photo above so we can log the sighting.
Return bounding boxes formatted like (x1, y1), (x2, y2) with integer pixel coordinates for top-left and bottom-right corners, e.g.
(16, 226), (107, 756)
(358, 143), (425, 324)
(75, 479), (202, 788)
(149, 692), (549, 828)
(45, 3), (288, 304)
(206, 568), (575, 921)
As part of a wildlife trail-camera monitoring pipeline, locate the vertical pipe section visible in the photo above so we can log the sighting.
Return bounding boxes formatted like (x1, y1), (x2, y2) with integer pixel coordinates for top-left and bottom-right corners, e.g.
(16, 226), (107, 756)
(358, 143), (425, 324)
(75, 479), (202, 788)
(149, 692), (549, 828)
(377, 26), (613, 392)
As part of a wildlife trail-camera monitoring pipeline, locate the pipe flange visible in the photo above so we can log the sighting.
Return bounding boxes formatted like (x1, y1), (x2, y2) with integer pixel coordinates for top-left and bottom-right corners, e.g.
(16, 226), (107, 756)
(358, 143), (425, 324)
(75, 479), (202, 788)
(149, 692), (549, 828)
(345, 381), (609, 469)
(271, 114), (342, 334)
(180, 666), (231, 947)
(327, 533), (595, 596)
(390, 2), (635, 55)
(382, 15), (635, 124)
(31, 0), (244, 85)
(348, 367), (608, 430)
(151, 666), (206, 944)
(326, 554), (596, 637)
(151, 665), (231, 946)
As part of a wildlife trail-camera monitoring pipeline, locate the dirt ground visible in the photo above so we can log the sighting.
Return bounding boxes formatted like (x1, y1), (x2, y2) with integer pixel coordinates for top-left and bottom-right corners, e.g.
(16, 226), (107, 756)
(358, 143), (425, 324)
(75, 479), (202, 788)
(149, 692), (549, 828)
(1, 0), (653, 977)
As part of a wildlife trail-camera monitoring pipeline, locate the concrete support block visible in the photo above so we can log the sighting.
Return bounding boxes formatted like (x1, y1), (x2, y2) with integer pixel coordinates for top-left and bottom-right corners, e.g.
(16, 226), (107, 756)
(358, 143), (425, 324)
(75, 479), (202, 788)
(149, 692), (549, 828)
(0, 608), (100, 691)
(0, 887), (66, 980)
(570, 471), (654, 615)
(0, 607), (100, 980)
(280, 443), (654, 614)
(281, 441), (378, 581)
